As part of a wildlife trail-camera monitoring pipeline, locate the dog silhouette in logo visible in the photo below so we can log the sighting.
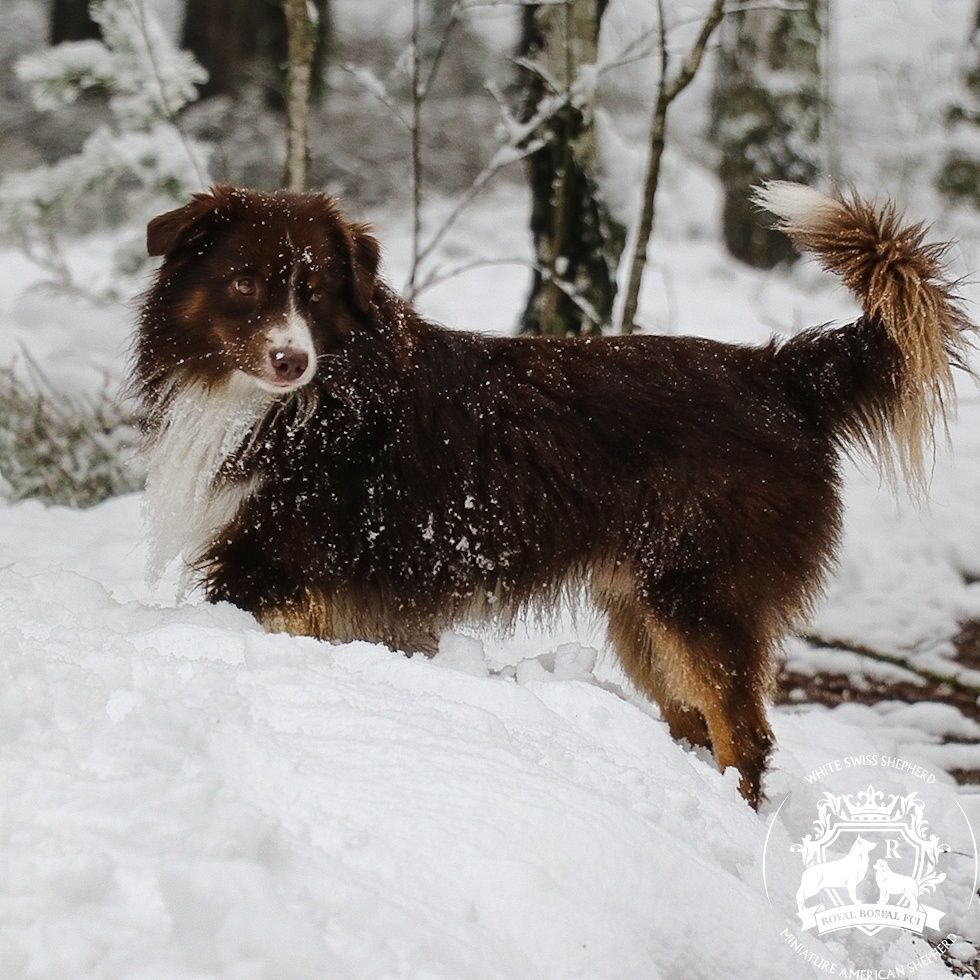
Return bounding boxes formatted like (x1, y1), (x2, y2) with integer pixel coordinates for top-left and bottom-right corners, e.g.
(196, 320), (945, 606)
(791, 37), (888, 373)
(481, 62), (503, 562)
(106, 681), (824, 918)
(873, 859), (921, 908)
(797, 836), (876, 911)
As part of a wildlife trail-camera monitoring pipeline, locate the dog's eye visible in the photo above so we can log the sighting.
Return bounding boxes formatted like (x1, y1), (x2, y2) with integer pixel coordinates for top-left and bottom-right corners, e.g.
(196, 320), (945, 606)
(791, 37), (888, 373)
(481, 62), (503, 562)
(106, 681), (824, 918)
(310, 289), (324, 304)
(233, 276), (257, 296)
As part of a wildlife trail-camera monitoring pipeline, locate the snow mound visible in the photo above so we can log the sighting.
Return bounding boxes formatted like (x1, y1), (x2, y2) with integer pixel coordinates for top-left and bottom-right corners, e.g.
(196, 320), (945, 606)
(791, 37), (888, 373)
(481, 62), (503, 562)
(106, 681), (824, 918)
(0, 510), (770, 977)
(2, 496), (975, 978)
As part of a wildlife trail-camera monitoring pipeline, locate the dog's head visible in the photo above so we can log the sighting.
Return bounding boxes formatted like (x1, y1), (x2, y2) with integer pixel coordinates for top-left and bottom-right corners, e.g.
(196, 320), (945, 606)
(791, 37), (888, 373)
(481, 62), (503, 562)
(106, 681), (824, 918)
(873, 859), (888, 872)
(142, 186), (380, 393)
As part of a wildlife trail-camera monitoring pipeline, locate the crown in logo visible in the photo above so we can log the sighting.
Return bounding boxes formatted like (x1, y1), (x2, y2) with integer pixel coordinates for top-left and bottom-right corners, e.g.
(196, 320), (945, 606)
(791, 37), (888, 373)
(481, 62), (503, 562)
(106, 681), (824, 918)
(846, 785), (902, 821)
(808, 786), (926, 837)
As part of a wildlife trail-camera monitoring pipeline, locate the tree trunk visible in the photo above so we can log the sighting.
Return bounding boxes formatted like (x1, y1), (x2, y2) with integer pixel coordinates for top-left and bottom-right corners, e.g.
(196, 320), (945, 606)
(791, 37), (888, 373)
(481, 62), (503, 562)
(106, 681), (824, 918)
(263, 0), (332, 111)
(180, 0), (260, 100)
(937, 1), (980, 209)
(181, 0), (331, 107)
(516, 1), (624, 336)
(282, 0), (317, 191)
(710, 1), (824, 268)
(50, 0), (100, 44)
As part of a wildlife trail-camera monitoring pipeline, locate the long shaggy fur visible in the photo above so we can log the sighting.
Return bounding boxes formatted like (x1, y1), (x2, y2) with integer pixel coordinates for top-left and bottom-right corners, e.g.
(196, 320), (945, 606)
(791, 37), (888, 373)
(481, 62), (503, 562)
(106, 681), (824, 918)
(136, 183), (975, 808)
(755, 181), (975, 487)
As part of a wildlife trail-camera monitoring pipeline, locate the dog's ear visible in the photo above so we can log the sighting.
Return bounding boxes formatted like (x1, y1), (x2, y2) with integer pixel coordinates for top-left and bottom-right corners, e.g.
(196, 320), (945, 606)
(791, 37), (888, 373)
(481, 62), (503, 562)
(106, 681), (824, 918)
(342, 221), (381, 313)
(146, 186), (230, 257)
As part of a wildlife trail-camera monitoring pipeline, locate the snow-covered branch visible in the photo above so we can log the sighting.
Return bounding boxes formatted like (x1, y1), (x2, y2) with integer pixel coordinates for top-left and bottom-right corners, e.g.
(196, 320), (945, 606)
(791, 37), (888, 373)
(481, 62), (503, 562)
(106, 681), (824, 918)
(0, 0), (211, 293)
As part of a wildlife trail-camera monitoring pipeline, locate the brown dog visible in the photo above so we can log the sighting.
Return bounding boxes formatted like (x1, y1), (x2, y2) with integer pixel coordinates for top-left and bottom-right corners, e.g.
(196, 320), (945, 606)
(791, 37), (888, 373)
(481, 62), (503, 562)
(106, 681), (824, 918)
(136, 183), (973, 807)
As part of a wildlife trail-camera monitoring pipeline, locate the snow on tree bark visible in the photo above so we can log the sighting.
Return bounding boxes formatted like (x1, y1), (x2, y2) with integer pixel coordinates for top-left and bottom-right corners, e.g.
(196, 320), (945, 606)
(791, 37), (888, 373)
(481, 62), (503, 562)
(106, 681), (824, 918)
(515, 0), (624, 337)
(937, 1), (980, 210)
(710, 0), (824, 269)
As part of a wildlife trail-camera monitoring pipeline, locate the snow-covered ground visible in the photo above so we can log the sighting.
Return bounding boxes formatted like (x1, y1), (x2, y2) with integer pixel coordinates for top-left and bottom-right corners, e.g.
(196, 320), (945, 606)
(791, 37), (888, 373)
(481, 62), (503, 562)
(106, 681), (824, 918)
(1, 490), (978, 979)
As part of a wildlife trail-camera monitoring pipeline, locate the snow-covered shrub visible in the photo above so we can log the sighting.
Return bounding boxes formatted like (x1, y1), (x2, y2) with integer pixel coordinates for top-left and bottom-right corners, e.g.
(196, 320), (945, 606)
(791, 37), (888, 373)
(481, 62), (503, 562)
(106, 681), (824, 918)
(0, 364), (141, 507)
(0, 0), (210, 296)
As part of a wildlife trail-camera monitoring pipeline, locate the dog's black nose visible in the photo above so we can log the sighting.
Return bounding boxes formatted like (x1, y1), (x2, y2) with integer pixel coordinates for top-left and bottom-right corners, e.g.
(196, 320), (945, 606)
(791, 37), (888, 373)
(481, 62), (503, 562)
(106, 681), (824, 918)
(270, 348), (309, 382)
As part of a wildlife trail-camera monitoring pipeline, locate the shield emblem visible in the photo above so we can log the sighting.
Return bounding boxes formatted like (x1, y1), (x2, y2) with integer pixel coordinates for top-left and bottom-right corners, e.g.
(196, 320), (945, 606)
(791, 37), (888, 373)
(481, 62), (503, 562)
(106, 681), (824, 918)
(793, 786), (948, 937)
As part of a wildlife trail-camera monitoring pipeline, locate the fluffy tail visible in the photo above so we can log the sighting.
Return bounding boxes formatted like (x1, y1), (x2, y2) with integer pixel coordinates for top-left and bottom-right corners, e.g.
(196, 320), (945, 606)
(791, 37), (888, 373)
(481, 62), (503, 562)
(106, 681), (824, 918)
(754, 181), (975, 489)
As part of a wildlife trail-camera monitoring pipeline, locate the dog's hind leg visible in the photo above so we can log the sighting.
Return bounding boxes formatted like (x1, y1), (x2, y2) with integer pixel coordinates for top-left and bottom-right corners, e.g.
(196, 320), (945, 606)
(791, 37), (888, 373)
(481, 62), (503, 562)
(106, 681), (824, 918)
(641, 602), (776, 808)
(595, 586), (712, 749)
(694, 646), (775, 809)
(593, 544), (784, 807)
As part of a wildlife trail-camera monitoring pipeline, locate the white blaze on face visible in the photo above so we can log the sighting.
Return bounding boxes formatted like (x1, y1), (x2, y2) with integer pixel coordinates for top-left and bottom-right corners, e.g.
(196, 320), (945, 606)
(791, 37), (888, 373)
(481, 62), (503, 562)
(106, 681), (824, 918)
(253, 292), (317, 393)
(268, 298), (316, 365)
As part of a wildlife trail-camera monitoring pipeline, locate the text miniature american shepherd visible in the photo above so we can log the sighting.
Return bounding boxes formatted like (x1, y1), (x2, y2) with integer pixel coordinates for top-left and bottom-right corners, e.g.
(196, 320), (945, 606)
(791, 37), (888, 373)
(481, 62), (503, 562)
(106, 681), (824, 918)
(137, 183), (974, 806)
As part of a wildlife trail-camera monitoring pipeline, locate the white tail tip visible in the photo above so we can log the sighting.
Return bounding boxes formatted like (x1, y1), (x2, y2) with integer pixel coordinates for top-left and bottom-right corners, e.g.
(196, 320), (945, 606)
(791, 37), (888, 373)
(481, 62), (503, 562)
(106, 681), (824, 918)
(752, 181), (842, 230)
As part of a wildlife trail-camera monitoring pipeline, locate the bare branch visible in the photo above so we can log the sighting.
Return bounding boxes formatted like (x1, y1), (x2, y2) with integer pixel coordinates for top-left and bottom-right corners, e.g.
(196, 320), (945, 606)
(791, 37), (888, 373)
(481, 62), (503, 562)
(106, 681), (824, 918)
(510, 54), (563, 95)
(338, 63), (411, 130)
(393, 0), (591, 299)
(657, 0), (668, 80)
(412, 256), (532, 296)
(408, 136), (548, 300)
(417, 254), (606, 329)
(618, 0), (726, 333)
(599, 3), (805, 77)
(663, 0), (726, 101)
(725, 1), (808, 12)
(405, 0), (424, 294)
(546, 270), (603, 329)
(418, 1), (462, 103)
(14, 228), (119, 307)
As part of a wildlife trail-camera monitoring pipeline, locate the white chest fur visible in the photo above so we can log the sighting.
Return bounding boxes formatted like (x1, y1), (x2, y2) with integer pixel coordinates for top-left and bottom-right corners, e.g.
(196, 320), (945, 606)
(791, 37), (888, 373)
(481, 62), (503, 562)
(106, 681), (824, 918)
(143, 374), (272, 585)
